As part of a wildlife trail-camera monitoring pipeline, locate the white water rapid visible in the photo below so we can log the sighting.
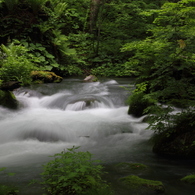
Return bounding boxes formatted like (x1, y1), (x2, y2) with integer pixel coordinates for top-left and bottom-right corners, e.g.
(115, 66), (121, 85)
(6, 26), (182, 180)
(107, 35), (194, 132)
(0, 78), (152, 166)
(1, 78), (195, 195)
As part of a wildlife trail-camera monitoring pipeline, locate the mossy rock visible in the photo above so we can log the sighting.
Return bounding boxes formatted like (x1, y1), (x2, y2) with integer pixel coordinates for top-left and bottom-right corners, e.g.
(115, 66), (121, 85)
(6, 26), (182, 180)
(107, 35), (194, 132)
(181, 174), (195, 184)
(31, 71), (63, 83)
(128, 92), (153, 117)
(120, 175), (165, 194)
(0, 90), (18, 109)
(115, 162), (148, 174)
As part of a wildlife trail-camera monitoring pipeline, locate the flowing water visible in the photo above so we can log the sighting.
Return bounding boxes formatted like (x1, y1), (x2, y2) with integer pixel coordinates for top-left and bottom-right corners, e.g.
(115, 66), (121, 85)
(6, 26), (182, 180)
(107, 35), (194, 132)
(0, 77), (194, 195)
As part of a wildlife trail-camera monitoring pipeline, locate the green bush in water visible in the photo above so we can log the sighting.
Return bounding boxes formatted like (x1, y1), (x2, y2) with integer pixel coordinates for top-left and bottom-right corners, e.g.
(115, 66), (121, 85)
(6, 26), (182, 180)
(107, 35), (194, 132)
(0, 184), (18, 195)
(40, 146), (111, 195)
(0, 167), (18, 195)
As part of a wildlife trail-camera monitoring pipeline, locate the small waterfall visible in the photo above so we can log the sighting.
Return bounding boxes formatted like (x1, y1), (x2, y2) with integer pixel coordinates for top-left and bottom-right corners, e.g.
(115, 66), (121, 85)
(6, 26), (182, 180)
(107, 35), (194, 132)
(39, 93), (114, 111)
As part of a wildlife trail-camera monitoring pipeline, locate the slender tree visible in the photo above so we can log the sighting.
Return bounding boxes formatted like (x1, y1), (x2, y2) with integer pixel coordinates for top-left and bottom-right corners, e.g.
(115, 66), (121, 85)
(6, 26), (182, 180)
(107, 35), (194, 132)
(89, 0), (104, 33)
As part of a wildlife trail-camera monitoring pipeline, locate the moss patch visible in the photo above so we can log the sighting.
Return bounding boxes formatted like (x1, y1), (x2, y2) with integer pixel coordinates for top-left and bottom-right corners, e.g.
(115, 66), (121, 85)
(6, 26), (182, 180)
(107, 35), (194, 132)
(120, 175), (165, 193)
(31, 71), (63, 83)
(181, 174), (195, 184)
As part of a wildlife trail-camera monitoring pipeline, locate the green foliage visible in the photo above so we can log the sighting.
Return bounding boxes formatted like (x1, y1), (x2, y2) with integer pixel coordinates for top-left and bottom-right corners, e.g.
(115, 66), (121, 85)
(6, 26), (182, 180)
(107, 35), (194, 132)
(20, 40), (59, 71)
(127, 82), (156, 117)
(0, 0), (79, 76)
(147, 108), (195, 137)
(40, 146), (110, 195)
(68, 32), (93, 68)
(61, 65), (83, 76)
(0, 0), (174, 77)
(91, 62), (133, 77)
(0, 167), (18, 195)
(122, 0), (195, 98)
(2, 0), (19, 12)
(122, 0), (195, 147)
(127, 92), (153, 117)
(87, 0), (154, 71)
(27, 0), (47, 14)
(0, 0), (194, 78)
(0, 42), (37, 85)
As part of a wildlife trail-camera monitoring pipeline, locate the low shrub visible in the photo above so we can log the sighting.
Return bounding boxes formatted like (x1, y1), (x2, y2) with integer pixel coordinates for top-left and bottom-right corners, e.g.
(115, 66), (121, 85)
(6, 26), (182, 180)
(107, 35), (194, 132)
(40, 146), (111, 195)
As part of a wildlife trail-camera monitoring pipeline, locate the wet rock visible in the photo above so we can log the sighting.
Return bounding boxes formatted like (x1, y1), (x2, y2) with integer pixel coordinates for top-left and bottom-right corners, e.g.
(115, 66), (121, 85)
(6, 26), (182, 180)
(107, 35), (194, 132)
(128, 92), (153, 117)
(0, 90), (18, 109)
(84, 75), (98, 82)
(0, 81), (21, 91)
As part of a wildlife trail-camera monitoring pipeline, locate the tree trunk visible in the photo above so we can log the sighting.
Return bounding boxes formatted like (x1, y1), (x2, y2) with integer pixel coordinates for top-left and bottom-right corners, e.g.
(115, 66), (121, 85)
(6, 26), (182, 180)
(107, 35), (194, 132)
(89, 0), (103, 33)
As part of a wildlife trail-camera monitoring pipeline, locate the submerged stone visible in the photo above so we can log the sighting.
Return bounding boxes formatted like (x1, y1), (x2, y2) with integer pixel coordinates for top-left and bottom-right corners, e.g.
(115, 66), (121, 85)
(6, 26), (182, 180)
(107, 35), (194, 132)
(115, 162), (148, 173)
(119, 175), (165, 194)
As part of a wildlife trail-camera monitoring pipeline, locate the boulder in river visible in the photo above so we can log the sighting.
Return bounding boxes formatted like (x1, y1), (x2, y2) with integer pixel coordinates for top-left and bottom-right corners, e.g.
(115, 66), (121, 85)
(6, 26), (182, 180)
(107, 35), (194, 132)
(84, 75), (98, 82)
(0, 90), (18, 109)
(128, 92), (154, 117)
